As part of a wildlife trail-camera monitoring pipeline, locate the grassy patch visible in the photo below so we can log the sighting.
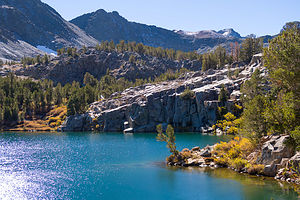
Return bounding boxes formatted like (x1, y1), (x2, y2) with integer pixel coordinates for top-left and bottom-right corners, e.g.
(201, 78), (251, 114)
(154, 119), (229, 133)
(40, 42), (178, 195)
(5, 105), (67, 132)
(180, 88), (195, 100)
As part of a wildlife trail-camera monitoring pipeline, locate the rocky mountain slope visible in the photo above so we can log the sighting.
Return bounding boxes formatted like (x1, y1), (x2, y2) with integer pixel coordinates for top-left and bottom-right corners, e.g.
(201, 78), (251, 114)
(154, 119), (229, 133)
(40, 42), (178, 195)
(0, 0), (98, 60)
(175, 28), (241, 39)
(15, 48), (202, 84)
(0, 27), (44, 61)
(71, 9), (243, 53)
(61, 54), (263, 132)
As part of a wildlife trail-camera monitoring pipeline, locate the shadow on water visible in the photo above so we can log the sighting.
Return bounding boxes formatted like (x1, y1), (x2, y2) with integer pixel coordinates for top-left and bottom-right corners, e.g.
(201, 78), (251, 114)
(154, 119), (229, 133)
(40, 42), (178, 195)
(158, 164), (299, 200)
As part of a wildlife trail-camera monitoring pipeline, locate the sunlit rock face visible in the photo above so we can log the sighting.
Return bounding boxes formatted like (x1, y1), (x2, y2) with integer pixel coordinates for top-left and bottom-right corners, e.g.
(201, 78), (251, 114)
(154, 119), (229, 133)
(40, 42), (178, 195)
(62, 54), (263, 132)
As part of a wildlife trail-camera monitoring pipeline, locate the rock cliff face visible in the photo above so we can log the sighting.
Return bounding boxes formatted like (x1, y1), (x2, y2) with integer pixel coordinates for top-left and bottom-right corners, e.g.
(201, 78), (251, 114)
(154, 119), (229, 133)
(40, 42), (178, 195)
(61, 54), (263, 132)
(16, 48), (202, 84)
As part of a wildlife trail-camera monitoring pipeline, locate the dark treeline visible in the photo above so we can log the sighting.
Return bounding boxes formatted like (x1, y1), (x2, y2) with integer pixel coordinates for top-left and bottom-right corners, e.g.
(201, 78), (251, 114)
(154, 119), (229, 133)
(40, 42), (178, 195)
(55, 38), (263, 72)
(0, 73), (60, 124)
(0, 59), (17, 66)
(0, 67), (191, 125)
(14, 36), (263, 73)
(20, 54), (50, 66)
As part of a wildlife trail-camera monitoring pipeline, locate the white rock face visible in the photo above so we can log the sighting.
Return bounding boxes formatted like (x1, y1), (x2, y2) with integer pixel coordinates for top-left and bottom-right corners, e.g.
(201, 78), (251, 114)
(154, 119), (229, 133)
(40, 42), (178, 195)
(0, 40), (43, 61)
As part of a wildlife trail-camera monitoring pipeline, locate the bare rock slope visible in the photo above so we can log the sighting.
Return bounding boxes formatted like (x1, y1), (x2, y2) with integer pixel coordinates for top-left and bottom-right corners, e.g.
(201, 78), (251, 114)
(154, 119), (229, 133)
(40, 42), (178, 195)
(0, 0), (98, 60)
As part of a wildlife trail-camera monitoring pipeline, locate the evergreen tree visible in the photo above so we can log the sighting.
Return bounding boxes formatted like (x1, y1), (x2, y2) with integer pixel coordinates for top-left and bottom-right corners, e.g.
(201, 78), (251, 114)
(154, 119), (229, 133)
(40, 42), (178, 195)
(156, 124), (178, 156)
(83, 72), (98, 87)
(241, 22), (300, 147)
(240, 37), (263, 63)
(129, 55), (136, 63)
(218, 84), (228, 105)
(264, 22), (300, 96)
(36, 55), (41, 64)
(241, 69), (266, 103)
(241, 95), (268, 141)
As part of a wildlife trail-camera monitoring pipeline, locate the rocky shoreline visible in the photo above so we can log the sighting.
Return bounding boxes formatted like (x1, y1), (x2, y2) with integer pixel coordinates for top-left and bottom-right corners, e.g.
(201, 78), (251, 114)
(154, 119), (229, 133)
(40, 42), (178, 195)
(168, 135), (300, 184)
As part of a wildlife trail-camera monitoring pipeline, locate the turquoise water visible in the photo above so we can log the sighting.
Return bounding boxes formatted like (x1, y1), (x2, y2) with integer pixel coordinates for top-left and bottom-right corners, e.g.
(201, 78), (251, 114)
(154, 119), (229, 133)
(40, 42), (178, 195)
(0, 132), (297, 200)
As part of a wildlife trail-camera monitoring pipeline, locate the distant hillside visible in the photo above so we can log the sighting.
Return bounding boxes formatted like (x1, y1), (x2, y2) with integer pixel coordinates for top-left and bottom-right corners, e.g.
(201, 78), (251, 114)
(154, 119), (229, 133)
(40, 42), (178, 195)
(71, 9), (243, 53)
(15, 47), (202, 85)
(0, 0), (97, 60)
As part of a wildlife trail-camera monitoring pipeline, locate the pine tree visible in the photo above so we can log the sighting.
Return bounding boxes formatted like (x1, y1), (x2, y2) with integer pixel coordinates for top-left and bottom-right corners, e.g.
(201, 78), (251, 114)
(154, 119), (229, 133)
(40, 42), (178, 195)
(156, 124), (178, 156)
(240, 38), (263, 63)
(218, 84), (228, 105)
(43, 54), (49, 64)
(129, 55), (136, 64)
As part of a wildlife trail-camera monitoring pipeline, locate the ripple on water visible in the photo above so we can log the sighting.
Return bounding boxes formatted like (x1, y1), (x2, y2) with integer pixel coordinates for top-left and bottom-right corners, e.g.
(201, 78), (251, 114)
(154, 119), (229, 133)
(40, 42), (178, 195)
(0, 132), (298, 200)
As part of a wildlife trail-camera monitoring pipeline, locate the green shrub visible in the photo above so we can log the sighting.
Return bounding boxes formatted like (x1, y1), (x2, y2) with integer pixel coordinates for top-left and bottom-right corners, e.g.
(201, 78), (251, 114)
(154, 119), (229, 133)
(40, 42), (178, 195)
(291, 126), (300, 150)
(214, 156), (229, 166)
(247, 164), (264, 175)
(230, 158), (248, 171)
(180, 88), (195, 100)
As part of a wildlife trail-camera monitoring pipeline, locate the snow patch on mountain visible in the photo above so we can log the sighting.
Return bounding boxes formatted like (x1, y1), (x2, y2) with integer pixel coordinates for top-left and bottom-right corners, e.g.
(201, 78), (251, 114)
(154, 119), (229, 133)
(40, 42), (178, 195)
(36, 45), (57, 56)
(175, 28), (242, 39)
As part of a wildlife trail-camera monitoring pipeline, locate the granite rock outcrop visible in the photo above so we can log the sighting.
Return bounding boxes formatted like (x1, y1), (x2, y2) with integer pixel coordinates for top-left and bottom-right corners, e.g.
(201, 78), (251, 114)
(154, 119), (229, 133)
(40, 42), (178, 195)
(61, 54), (263, 132)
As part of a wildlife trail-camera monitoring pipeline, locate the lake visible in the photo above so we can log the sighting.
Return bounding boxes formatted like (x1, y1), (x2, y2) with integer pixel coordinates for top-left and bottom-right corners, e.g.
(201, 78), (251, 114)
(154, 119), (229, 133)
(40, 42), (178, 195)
(0, 132), (298, 200)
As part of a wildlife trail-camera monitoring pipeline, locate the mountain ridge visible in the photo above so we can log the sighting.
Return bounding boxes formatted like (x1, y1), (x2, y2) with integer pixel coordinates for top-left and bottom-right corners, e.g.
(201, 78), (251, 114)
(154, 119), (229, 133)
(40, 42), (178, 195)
(70, 9), (244, 53)
(0, 1), (275, 61)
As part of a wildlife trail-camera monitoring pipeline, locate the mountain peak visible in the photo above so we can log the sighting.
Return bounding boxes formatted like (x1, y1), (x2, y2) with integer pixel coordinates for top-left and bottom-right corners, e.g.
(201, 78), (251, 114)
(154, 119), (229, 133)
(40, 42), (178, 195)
(217, 28), (241, 38)
(175, 28), (241, 39)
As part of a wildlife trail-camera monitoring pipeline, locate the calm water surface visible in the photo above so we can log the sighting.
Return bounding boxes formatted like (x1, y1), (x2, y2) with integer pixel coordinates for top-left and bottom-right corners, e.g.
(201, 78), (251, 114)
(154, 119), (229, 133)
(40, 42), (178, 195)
(0, 132), (298, 200)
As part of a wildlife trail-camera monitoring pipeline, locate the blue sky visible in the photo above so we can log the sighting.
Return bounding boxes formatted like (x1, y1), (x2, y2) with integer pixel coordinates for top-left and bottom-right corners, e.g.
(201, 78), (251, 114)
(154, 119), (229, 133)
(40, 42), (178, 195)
(42, 0), (299, 37)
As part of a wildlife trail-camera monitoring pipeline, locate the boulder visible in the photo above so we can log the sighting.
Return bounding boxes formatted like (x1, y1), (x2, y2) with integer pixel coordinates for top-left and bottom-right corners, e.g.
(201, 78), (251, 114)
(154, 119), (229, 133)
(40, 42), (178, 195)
(263, 161), (278, 176)
(258, 135), (295, 176)
(288, 151), (300, 169)
(123, 128), (134, 134)
(186, 157), (205, 166)
(61, 114), (92, 132)
(199, 148), (212, 157)
(181, 148), (190, 153)
(192, 146), (200, 152)
(258, 135), (294, 165)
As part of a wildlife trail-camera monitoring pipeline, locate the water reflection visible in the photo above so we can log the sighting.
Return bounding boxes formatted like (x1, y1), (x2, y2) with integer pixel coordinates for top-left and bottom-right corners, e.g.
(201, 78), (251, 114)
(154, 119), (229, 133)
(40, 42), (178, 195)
(165, 166), (299, 200)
